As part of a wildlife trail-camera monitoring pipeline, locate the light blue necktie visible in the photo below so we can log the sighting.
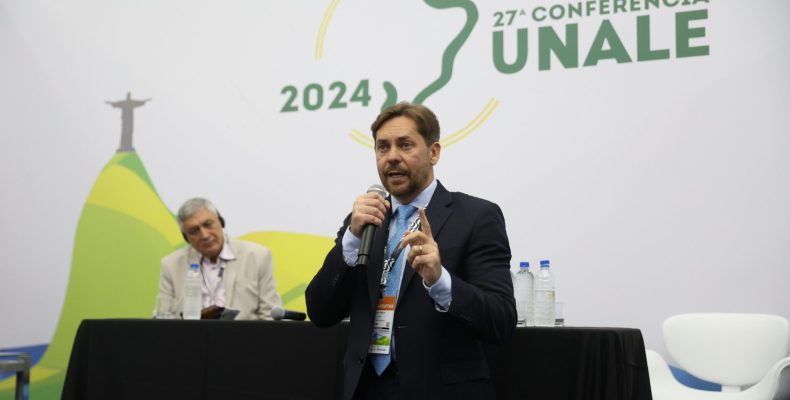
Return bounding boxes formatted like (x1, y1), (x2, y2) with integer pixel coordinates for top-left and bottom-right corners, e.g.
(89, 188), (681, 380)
(371, 204), (416, 375)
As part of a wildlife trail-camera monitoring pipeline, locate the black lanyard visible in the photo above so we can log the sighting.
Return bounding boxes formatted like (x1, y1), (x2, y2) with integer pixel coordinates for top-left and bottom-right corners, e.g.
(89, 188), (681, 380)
(378, 217), (421, 297)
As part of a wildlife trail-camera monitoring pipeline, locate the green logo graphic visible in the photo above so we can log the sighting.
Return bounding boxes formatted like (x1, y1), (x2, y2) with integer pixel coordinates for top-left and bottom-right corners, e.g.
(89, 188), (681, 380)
(313, 0), (500, 149)
(306, 0), (711, 149)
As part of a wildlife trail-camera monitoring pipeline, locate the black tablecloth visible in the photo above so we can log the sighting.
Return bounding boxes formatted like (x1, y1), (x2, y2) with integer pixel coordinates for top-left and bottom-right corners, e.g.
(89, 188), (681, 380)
(62, 320), (652, 400)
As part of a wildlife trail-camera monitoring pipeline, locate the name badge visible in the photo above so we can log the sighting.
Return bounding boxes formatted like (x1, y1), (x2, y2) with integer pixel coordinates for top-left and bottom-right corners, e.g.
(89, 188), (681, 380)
(368, 296), (396, 354)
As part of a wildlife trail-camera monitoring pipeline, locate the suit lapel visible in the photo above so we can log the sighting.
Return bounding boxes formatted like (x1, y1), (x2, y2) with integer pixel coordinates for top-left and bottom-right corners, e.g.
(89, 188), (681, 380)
(398, 182), (453, 303)
(222, 240), (238, 303)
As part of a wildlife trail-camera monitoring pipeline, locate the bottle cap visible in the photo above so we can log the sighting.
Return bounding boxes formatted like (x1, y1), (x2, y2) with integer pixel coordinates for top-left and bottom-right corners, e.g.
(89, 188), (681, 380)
(519, 261), (529, 268)
(540, 259), (550, 267)
(190, 263), (199, 269)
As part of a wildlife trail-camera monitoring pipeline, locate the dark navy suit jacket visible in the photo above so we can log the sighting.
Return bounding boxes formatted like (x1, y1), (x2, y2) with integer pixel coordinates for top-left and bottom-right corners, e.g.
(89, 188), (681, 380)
(306, 181), (516, 400)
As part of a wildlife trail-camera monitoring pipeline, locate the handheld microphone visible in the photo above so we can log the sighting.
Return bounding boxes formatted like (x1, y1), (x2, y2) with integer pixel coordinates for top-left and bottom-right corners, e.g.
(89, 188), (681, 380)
(357, 184), (388, 266)
(271, 305), (307, 321)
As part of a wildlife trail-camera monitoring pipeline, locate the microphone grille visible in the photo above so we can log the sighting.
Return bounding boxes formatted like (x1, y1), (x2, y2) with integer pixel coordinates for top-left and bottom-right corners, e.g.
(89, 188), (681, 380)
(271, 305), (285, 320)
(367, 184), (387, 197)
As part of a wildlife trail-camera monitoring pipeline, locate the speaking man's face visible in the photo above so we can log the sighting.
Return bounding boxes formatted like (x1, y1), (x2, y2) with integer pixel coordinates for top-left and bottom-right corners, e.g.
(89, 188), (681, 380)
(375, 116), (440, 204)
(182, 207), (224, 261)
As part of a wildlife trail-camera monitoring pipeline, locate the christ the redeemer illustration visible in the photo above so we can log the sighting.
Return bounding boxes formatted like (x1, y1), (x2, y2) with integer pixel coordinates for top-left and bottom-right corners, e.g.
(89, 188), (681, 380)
(106, 92), (150, 153)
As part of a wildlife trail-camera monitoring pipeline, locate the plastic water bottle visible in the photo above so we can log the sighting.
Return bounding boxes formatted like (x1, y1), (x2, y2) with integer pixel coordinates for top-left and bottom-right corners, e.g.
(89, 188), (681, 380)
(524, 263), (535, 326)
(534, 259), (555, 327)
(183, 263), (202, 320)
(513, 261), (534, 326)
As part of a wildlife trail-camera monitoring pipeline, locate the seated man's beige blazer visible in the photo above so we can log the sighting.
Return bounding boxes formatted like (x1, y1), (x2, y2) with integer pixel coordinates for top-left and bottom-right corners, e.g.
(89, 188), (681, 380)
(159, 238), (281, 320)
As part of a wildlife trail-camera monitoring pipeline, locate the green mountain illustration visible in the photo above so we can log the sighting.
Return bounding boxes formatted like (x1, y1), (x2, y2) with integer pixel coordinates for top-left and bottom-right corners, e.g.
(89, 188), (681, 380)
(0, 152), (332, 399)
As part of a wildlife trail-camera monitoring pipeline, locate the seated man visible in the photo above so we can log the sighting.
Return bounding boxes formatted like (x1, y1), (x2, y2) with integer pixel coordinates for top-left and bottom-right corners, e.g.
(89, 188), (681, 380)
(158, 197), (281, 319)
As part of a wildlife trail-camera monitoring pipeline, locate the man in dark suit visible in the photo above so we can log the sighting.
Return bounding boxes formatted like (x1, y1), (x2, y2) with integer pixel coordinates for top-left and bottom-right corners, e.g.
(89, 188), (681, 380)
(306, 102), (515, 400)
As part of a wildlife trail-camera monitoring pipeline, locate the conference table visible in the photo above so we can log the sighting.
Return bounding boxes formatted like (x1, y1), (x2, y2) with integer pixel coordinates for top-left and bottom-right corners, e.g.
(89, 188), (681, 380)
(62, 319), (652, 400)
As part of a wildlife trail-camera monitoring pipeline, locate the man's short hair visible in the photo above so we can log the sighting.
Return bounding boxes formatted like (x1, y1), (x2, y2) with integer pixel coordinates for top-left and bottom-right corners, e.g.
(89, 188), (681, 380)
(370, 102), (440, 145)
(177, 197), (220, 231)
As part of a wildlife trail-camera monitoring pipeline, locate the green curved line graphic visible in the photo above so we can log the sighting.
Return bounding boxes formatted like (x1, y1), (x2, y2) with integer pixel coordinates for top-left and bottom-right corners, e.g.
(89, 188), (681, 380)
(281, 283), (308, 304)
(381, 81), (399, 111)
(413, 0), (478, 105)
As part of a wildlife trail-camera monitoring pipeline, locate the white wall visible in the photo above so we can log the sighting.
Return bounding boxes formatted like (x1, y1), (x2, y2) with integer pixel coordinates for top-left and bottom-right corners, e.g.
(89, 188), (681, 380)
(1, 0), (788, 355)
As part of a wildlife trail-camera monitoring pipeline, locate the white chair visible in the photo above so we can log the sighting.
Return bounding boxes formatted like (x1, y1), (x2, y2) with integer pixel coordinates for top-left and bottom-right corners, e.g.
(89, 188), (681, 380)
(647, 349), (790, 400)
(647, 313), (790, 400)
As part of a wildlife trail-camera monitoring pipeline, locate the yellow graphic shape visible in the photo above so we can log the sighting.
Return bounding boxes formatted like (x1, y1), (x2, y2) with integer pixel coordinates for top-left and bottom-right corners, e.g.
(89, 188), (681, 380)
(440, 98), (499, 147)
(349, 128), (373, 148)
(347, 98), (499, 149)
(86, 163), (183, 247)
(0, 365), (59, 391)
(315, 0), (341, 59)
(239, 231), (335, 313)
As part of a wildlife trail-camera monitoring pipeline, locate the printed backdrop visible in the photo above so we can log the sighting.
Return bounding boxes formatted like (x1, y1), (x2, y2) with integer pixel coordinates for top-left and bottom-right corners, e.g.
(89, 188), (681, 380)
(1, 0), (789, 397)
